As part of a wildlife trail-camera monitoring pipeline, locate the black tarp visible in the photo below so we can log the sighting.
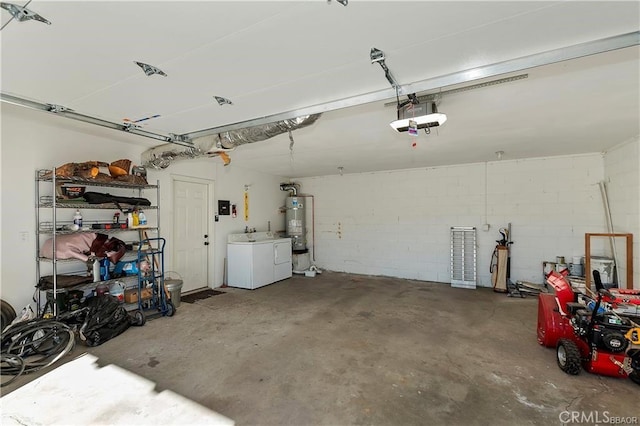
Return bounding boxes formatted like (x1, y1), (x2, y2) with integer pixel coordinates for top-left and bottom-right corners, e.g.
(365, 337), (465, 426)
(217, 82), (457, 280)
(79, 295), (133, 347)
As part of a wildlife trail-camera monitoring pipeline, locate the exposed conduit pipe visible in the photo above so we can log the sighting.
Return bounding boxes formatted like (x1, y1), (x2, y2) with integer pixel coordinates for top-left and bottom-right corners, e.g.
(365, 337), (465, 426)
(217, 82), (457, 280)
(299, 194), (316, 262)
(599, 180), (622, 286)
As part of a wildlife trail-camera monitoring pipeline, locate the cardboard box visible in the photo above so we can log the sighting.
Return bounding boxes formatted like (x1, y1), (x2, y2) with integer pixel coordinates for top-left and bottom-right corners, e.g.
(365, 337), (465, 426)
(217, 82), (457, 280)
(124, 287), (152, 304)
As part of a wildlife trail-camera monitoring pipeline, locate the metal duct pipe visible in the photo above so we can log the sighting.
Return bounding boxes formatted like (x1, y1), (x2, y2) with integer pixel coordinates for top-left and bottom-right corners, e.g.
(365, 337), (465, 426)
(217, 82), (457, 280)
(141, 114), (320, 169)
(141, 135), (224, 169)
(280, 183), (299, 196)
(217, 114), (320, 148)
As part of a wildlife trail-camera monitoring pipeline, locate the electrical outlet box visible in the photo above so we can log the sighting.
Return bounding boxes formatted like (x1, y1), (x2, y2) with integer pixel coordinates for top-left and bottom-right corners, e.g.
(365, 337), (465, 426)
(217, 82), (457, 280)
(482, 224), (490, 232)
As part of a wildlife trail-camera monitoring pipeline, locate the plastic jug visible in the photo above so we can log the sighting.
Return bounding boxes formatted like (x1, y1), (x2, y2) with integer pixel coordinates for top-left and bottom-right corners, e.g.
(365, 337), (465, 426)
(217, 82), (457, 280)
(100, 258), (110, 281)
(73, 209), (83, 228)
(109, 281), (126, 303)
(138, 210), (147, 226)
(92, 258), (101, 282)
(95, 283), (109, 296)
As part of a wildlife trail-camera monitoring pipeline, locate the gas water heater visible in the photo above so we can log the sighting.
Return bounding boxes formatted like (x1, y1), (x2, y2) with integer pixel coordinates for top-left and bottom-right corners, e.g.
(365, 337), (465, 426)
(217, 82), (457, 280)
(280, 183), (306, 252)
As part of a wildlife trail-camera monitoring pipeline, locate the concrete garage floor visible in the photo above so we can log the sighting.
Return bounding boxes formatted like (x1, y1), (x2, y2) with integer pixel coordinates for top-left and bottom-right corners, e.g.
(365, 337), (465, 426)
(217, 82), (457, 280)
(3, 271), (639, 425)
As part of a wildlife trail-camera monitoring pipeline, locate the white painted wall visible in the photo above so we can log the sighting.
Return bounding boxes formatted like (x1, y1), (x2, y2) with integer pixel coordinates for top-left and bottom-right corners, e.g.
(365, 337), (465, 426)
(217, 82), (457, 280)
(212, 161), (289, 286)
(604, 137), (640, 289)
(297, 154), (610, 287)
(1, 105), (148, 313)
(156, 157), (286, 291)
(0, 105), (286, 312)
(3, 102), (635, 317)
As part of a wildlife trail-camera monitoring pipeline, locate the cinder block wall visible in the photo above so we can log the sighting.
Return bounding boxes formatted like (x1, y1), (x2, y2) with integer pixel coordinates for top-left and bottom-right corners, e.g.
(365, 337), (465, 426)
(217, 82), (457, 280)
(604, 137), (640, 289)
(297, 153), (609, 287)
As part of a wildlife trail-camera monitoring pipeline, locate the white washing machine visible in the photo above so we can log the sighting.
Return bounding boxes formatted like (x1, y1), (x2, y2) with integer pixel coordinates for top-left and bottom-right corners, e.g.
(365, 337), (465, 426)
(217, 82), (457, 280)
(227, 233), (292, 289)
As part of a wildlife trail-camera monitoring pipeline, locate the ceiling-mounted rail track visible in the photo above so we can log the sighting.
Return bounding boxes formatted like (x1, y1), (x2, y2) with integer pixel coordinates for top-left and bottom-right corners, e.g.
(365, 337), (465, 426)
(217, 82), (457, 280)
(2, 32), (637, 145)
(0, 93), (193, 147)
(184, 31), (639, 140)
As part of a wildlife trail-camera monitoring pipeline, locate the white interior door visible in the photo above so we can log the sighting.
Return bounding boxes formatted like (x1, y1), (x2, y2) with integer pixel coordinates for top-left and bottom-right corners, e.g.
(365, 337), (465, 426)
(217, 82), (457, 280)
(173, 178), (210, 292)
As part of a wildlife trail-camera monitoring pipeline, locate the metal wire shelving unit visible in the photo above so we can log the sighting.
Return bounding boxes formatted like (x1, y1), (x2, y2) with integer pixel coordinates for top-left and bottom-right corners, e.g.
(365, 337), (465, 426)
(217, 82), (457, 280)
(35, 168), (160, 318)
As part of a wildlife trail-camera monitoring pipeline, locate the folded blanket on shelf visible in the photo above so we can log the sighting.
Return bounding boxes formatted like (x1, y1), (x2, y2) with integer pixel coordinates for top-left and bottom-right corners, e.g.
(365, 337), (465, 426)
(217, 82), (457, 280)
(39, 233), (96, 261)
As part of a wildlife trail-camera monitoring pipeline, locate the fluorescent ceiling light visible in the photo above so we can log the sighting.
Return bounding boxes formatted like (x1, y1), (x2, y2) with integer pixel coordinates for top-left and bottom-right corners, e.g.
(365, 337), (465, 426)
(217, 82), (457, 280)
(390, 102), (447, 132)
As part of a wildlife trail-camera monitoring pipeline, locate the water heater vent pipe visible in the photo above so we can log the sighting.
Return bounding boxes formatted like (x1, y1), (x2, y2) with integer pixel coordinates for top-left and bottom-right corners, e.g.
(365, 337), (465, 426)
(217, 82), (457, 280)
(280, 183), (299, 196)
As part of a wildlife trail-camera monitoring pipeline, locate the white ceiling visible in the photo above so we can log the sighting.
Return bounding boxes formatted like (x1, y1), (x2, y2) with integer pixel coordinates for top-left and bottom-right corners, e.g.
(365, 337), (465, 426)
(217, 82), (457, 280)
(1, 1), (639, 177)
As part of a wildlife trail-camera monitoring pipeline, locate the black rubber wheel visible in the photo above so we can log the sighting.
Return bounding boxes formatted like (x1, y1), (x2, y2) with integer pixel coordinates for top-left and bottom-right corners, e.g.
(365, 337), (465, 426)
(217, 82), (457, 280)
(629, 371), (640, 386)
(165, 300), (175, 317)
(557, 339), (582, 375)
(135, 310), (146, 326)
(2, 299), (17, 318)
(601, 332), (628, 353)
(1, 299), (17, 331)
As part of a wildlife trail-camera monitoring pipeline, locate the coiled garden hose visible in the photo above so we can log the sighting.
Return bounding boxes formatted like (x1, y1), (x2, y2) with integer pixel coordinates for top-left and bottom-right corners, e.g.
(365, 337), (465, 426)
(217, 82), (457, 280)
(1, 318), (75, 387)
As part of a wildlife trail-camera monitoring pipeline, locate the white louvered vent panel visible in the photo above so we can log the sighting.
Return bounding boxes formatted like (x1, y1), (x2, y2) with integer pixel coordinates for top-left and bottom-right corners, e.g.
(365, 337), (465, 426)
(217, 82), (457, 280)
(450, 226), (477, 289)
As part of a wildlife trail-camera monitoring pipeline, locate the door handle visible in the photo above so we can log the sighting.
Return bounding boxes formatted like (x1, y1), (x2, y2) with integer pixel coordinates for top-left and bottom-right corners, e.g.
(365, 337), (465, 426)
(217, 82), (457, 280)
(204, 242), (209, 246)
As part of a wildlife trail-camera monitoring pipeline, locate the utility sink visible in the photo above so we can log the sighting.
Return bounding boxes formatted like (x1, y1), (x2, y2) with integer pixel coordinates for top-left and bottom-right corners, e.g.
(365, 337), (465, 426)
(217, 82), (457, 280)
(227, 231), (276, 244)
